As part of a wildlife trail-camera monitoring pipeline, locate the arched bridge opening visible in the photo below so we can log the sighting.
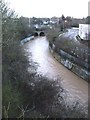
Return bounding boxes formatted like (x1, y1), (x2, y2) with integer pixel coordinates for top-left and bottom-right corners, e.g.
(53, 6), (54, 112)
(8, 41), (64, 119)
(33, 31), (45, 37)
(34, 32), (38, 37)
(39, 31), (45, 36)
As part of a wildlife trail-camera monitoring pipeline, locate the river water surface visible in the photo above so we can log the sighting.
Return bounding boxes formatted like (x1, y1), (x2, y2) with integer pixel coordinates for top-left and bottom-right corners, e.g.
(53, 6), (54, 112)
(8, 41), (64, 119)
(24, 36), (88, 107)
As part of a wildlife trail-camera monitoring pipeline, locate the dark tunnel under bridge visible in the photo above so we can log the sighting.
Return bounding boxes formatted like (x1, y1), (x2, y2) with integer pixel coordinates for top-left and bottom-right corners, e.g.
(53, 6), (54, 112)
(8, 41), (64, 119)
(34, 31), (45, 37)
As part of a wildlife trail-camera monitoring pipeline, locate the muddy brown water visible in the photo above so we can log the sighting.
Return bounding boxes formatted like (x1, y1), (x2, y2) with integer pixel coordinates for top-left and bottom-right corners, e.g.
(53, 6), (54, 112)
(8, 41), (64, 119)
(23, 37), (88, 106)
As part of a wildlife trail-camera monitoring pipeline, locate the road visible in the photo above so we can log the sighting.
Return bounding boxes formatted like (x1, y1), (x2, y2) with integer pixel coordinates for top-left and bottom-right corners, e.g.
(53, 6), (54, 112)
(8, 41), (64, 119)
(59, 27), (79, 41)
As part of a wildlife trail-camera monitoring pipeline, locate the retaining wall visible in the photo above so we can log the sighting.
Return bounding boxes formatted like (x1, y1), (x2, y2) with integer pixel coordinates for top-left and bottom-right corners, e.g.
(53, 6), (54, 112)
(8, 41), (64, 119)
(49, 46), (90, 82)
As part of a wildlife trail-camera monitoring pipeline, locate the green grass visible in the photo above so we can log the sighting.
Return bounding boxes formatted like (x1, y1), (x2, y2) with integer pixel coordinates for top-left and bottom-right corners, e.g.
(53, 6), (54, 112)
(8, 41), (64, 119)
(3, 82), (22, 118)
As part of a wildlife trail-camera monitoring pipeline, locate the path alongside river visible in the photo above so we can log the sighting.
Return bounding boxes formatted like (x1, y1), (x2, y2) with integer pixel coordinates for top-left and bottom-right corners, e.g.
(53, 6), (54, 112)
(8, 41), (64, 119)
(24, 36), (88, 107)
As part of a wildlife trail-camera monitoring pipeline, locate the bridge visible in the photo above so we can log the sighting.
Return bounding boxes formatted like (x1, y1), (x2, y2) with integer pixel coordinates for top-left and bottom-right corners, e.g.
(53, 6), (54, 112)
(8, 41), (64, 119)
(33, 31), (45, 37)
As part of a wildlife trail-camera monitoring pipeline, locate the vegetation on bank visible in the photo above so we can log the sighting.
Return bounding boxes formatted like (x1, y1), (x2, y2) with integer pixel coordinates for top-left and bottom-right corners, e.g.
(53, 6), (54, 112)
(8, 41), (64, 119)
(46, 25), (90, 63)
(2, 0), (88, 118)
(46, 14), (90, 64)
(55, 36), (89, 62)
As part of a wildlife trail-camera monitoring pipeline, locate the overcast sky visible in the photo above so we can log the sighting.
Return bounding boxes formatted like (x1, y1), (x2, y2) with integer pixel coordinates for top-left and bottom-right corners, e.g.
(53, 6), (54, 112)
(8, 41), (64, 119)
(4, 0), (89, 18)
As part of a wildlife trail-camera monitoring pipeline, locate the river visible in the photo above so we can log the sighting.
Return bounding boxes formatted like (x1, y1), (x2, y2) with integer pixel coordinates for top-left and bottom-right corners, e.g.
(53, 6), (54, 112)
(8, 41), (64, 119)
(24, 36), (88, 107)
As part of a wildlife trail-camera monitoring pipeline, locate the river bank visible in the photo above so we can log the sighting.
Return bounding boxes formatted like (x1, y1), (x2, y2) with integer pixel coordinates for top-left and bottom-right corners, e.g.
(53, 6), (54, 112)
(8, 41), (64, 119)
(23, 36), (88, 117)
(47, 28), (90, 82)
(24, 37), (88, 106)
(49, 45), (89, 82)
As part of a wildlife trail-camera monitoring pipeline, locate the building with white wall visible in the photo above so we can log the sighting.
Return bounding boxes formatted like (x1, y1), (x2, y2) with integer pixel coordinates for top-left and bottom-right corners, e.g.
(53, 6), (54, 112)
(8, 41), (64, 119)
(79, 24), (90, 40)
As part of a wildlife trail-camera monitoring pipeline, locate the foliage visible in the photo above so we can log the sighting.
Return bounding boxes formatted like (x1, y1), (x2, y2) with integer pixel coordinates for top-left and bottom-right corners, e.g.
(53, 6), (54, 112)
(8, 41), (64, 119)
(31, 17), (43, 25)
(17, 17), (34, 39)
(2, 0), (33, 118)
(61, 14), (66, 21)
(86, 16), (90, 24)
(46, 27), (60, 43)
(54, 36), (89, 62)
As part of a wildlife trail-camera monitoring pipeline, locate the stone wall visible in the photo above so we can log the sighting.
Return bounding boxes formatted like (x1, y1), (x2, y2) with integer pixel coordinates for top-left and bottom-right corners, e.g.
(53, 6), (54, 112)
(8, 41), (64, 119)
(49, 46), (90, 82)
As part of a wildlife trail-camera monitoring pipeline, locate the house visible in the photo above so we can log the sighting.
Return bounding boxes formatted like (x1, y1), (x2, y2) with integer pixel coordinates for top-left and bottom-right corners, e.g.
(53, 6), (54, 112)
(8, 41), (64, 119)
(79, 24), (90, 40)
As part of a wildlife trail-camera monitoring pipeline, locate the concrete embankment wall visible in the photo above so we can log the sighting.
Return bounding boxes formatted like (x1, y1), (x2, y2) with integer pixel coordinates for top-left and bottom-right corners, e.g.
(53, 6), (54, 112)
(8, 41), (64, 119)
(49, 46), (90, 82)
(20, 36), (34, 46)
